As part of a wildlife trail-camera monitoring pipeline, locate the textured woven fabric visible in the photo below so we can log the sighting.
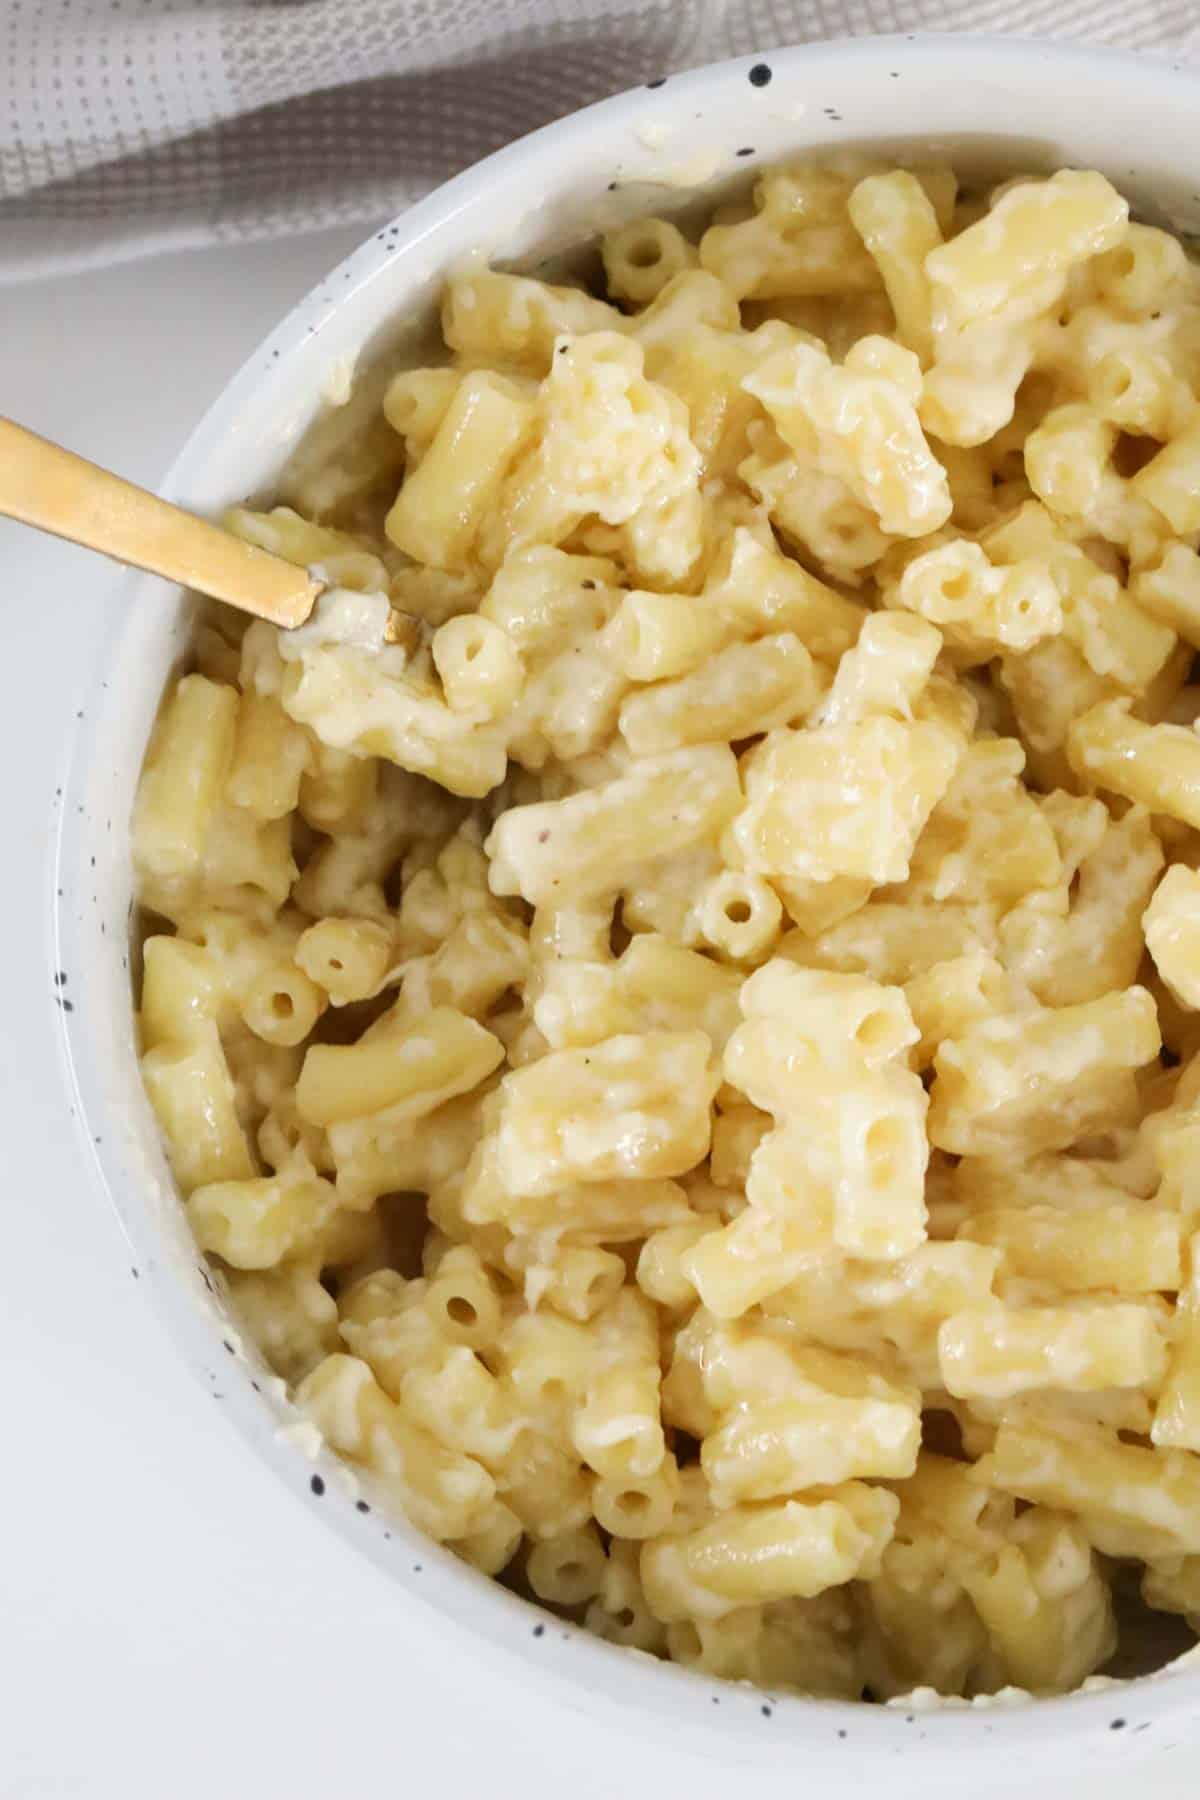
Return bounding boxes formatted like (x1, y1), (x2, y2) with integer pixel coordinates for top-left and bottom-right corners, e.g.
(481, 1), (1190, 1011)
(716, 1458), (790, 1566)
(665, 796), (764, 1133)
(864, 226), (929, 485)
(1, 0), (1197, 280)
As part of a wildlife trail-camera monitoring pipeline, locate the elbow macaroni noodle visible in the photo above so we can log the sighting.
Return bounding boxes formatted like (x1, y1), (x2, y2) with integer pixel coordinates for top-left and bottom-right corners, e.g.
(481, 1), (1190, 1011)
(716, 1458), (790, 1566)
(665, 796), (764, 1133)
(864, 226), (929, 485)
(134, 157), (1200, 1703)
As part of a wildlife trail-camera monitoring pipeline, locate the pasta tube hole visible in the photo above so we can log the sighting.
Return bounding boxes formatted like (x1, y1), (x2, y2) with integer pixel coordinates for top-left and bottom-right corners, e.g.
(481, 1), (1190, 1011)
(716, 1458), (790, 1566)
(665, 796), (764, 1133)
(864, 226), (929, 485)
(628, 234), (664, 268)
(856, 1009), (896, 1055)
(242, 963), (326, 1047)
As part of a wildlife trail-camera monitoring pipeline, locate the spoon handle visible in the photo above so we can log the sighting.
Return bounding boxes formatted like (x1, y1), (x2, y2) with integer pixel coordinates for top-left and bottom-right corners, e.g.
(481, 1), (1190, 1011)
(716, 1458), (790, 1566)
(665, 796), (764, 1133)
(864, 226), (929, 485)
(0, 416), (320, 628)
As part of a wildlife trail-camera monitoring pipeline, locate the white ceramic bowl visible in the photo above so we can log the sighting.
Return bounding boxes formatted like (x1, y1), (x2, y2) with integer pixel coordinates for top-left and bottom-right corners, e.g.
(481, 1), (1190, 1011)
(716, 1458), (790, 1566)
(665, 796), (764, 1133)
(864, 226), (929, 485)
(56, 31), (1200, 1766)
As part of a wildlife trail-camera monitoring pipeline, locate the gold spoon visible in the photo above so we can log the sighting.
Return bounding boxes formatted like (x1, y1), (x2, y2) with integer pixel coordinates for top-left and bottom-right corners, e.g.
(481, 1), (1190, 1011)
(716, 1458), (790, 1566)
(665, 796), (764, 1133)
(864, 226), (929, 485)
(0, 415), (415, 643)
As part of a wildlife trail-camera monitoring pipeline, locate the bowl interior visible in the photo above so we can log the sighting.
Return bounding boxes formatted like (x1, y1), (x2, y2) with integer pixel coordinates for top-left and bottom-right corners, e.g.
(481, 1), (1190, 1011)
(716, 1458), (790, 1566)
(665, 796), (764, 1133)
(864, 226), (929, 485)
(54, 33), (1200, 1759)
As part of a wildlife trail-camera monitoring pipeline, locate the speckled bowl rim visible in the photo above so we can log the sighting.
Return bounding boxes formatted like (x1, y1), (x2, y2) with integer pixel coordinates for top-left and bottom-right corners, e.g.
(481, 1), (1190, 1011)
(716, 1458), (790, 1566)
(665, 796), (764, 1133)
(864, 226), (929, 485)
(52, 31), (1200, 1766)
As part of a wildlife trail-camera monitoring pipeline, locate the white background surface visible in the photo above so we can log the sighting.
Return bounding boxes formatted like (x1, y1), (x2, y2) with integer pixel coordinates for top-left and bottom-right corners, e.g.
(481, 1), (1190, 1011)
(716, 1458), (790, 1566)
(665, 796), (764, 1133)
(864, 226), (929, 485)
(2, 229), (1199, 1799)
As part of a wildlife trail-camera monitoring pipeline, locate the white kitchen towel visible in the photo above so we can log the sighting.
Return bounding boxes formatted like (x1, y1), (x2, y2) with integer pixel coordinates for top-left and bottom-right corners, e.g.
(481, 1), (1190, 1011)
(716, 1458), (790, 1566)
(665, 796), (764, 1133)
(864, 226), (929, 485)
(2, 0), (1199, 282)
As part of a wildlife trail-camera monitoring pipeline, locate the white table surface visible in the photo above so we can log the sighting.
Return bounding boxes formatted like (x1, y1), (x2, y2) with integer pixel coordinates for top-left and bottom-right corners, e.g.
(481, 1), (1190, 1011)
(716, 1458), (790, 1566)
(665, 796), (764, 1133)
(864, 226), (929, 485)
(3, 228), (1198, 1800)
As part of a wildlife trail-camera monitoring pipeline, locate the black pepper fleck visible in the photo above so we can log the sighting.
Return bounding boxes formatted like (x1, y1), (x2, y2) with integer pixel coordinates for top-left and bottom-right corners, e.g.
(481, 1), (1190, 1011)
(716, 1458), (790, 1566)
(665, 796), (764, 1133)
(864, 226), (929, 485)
(838, 1730), (847, 1739)
(646, 77), (666, 89)
(761, 1705), (772, 1718)
(904, 1715), (914, 1724)
(56, 998), (75, 1013)
(223, 1339), (235, 1355)
(54, 971), (67, 986)
(356, 1500), (370, 1514)
(533, 1623), (545, 1637)
(1110, 1719), (1127, 1732)
(710, 1696), (720, 1705)
(736, 146), (755, 157)
(412, 1561), (421, 1569)
(310, 1474), (325, 1496)
(607, 181), (618, 191)
(890, 70), (900, 77)
(131, 1266), (139, 1280)
(748, 63), (772, 87)
(55, 787), (62, 798)
(251, 1381), (261, 1393)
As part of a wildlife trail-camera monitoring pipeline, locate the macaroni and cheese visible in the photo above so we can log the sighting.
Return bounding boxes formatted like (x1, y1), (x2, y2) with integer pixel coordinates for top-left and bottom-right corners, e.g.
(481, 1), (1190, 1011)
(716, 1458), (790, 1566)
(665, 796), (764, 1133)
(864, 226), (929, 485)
(134, 157), (1200, 1703)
